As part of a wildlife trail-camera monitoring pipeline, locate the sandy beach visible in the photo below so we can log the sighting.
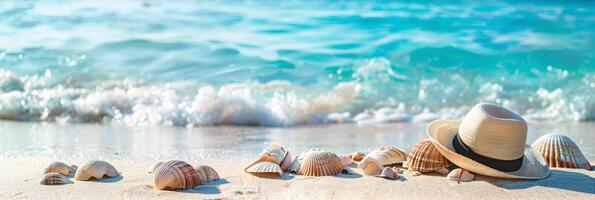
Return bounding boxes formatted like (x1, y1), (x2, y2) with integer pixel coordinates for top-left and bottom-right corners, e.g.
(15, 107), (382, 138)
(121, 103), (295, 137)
(1, 156), (593, 200)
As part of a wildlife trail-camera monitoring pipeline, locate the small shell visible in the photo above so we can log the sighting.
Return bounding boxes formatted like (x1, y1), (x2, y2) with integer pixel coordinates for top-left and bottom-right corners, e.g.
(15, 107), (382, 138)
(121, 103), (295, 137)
(340, 156), (353, 166)
(243, 144), (289, 171)
(290, 148), (317, 173)
(358, 146), (407, 175)
(74, 160), (119, 181)
(298, 149), (343, 176)
(375, 167), (398, 180)
(194, 165), (220, 183)
(407, 139), (449, 174)
(245, 161), (283, 177)
(40, 173), (73, 185)
(154, 160), (201, 190)
(148, 162), (163, 174)
(348, 152), (365, 162)
(44, 162), (77, 176)
(531, 133), (591, 170)
(279, 150), (293, 171)
(447, 168), (474, 182)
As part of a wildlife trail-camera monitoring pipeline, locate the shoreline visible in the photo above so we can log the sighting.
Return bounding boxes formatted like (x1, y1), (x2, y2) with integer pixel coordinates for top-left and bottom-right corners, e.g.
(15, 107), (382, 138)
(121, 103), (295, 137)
(1, 156), (594, 200)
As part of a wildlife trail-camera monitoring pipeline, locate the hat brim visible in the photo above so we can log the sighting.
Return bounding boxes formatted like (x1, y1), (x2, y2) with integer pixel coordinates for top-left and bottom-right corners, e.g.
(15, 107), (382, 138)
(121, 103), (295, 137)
(427, 119), (549, 179)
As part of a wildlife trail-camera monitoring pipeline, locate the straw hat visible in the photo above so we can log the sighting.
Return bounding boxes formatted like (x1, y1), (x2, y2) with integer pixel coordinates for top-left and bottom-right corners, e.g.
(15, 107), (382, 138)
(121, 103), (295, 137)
(427, 103), (549, 179)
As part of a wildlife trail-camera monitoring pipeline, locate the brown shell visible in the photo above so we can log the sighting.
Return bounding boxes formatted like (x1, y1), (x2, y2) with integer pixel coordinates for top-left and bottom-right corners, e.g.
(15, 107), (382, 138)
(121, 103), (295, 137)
(40, 172), (73, 185)
(358, 146), (407, 175)
(298, 150), (343, 176)
(44, 162), (77, 176)
(348, 152), (365, 162)
(531, 133), (591, 170)
(407, 139), (450, 173)
(194, 165), (220, 183)
(153, 160), (201, 190)
(74, 160), (119, 181)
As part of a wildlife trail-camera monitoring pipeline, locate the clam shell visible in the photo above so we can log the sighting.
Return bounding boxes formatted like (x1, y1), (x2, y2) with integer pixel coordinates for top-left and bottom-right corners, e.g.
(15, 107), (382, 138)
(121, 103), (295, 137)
(44, 162), (77, 176)
(531, 133), (591, 170)
(298, 149), (343, 176)
(375, 167), (398, 180)
(243, 144), (289, 171)
(40, 173), (73, 185)
(245, 161), (283, 176)
(407, 139), (449, 174)
(348, 152), (365, 162)
(358, 146), (407, 175)
(447, 168), (474, 182)
(153, 160), (201, 190)
(148, 162), (163, 174)
(194, 165), (220, 183)
(74, 160), (119, 181)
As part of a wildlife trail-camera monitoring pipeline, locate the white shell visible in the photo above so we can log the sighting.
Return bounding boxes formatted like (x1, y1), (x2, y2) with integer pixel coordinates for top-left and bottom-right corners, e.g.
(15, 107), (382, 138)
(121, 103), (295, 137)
(531, 133), (591, 170)
(358, 146), (407, 175)
(298, 150), (343, 176)
(340, 156), (353, 166)
(244, 144), (290, 171)
(40, 173), (73, 185)
(154, 160), (201, 190)
(290, 148), (318, 173)
(44, 162), (77, 176)
(148, 162), (163, 174)
(447, 168), (474, 182)
(74, 160), (119, 181)
(375, 167), (398, 180)
(245, 161), (283, 176)
(194, 165), (220, 183)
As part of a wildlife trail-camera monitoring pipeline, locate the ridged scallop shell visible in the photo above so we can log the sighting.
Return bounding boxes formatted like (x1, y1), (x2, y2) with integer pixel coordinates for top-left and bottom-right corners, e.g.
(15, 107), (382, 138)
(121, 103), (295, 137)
(358, 146), (407, 175)
(244, 144), (290, 171)
(194, 165), (220, 183)
(40, 173), (73, 185)
(290, 148), (315, 173)
(298, 150), (343, 176)
(148, 162), (163, 174)
(153, 160), (201, 190)
(74, 160), (119, 181)
(406, 139), (450, 174)
(447, 168), (474, 182)
(245, 161), (283, 176)
(348, 152), (365, 162)
(531, 133), (590, 170)
(44, 162), (77, 176)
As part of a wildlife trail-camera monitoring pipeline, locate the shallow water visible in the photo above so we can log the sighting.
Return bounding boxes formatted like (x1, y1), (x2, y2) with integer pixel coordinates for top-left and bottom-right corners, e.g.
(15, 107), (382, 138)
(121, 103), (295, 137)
(0, 121), (593, 161)
(0, 1), (594, 126)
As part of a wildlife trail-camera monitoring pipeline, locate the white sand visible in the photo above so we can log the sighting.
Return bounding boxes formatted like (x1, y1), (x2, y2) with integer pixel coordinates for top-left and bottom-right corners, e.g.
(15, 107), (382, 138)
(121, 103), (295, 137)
(1, 156), (593, 200)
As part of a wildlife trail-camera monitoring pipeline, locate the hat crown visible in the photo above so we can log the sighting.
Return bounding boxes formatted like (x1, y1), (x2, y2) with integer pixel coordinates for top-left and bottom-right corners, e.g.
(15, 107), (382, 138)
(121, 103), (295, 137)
(458, 103), (527, 160)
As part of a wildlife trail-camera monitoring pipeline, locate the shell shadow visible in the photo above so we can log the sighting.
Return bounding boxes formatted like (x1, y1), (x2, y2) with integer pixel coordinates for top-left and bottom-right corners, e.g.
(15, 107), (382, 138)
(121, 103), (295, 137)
(94, 175), (124, 183)
(336, 173), (363, 179)
(487, 169), (595, 194)
(183, 185), (221, 194)
(203, 178), (230, 186)
(248, 173), (294, 180)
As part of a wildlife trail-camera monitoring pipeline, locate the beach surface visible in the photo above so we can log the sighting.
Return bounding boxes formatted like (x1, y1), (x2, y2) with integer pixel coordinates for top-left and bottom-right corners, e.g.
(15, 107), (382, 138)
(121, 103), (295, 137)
(0, 121), (594, 199)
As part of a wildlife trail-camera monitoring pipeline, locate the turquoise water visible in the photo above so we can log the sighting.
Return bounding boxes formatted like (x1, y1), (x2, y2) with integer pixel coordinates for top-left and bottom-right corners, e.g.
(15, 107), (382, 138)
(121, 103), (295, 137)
(0, 1), (594, 126)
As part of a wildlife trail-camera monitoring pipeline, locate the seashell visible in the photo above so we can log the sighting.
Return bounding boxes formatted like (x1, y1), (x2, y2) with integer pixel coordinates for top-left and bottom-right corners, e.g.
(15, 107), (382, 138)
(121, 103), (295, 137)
(279, 150), (293, 171)
(44, 162), (77, 176)
(375, 167), (398, 180)
(407, 139), (450, 175)
(348, 152), (365, 162)
(290, 148), (317, 173)
(391, 167), (403, 174)
(340, 156), (353, 166)
(447, 168), (474, 182)
(298, 149), (343, 176)
(148, 162), (163, 174)
(245, 161), (283, 177)
(194, 165), (220, 183)
(358, 146), (407, 175)
(341, 167), (354, 174)
(244, 144), (289, 171)
(74, 160), (119, 181)
(153, 160), (201, 190)
(40, 173), (73, 185)
(531, 133), (591, 170)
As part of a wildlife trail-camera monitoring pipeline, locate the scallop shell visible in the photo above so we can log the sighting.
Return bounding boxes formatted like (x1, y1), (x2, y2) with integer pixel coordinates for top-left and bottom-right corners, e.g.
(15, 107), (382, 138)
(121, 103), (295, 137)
(243, 144), (289, 171)
(290, 148), (315, 173)
(447, 168), (474, 182)
(74, 160), (119, 181)
(153, 160), (201, 190)
(407, 139), (450, 174)
(245, 161), (283, 176)
(40, 173), (73, 185)
(44, 162), (77, 176)
(194, 165), (220, 183)
(298, 149), (343, 176)
(148, 162), (163, 174)
(348, 152), (365, 162)
(358, 146), (407, 175)
(375, 167), (398, 180)
(531, 133), (591, 170)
